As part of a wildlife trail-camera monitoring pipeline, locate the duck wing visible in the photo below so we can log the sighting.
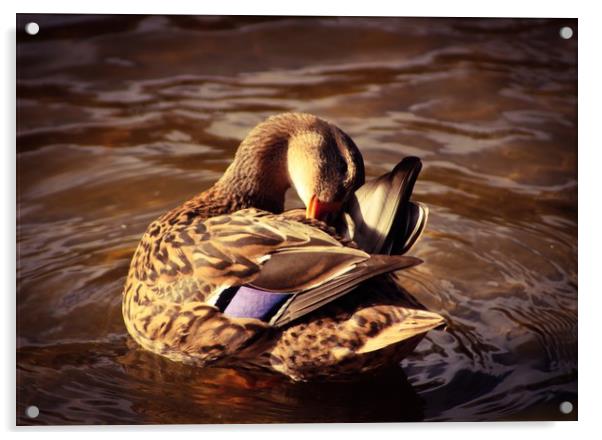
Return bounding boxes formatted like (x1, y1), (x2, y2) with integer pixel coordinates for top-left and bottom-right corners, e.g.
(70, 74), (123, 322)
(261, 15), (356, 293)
(342, 156), (428, 255)
(186, 209), (371, 295)
(152, 209), (422, 326)
(218, 248), (420, 326)
(266, 254), (420, 326)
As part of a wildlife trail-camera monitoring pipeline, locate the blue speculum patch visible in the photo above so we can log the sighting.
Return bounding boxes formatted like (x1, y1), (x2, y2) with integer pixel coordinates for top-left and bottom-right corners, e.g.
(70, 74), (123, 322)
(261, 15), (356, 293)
(222, 286), (293, 321)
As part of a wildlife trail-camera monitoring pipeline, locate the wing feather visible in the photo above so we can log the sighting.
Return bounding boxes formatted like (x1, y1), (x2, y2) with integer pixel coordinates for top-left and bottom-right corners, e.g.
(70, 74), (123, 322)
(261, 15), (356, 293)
(249, 246), (368, 292)
(343, 156), (422, 254)
(270, 255), (422, 326)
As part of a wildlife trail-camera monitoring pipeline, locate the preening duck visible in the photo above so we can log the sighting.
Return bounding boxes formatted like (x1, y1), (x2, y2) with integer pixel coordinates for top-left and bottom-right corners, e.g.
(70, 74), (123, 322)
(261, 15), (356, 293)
(122, 112), (444, 381)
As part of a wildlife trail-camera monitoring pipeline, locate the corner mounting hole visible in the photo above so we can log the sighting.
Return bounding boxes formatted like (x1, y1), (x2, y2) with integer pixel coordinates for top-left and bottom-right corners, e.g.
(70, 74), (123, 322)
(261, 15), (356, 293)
(559, 26), (573, 39)
(25, 405), (39, 418)
(25, 22), (39, 35)
(559, 401), (573, 414)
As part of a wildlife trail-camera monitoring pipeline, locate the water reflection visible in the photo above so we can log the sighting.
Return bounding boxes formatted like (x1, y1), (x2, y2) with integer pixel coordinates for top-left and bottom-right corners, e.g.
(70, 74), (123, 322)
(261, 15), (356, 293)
(17, 15), (577, 424)
(18, 339), (424, 424)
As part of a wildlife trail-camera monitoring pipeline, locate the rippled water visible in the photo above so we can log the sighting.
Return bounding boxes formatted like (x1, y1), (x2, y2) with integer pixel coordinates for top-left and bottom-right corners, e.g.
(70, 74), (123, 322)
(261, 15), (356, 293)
(16, 15), (577, 424)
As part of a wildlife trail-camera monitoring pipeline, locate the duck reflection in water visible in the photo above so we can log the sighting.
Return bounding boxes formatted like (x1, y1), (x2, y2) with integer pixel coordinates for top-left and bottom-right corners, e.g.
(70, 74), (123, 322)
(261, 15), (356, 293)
(118, 332), (425, 424)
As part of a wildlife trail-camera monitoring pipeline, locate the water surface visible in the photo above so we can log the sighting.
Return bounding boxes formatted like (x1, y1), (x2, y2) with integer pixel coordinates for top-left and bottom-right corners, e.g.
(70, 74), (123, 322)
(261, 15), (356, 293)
(16, 15), (577, 424)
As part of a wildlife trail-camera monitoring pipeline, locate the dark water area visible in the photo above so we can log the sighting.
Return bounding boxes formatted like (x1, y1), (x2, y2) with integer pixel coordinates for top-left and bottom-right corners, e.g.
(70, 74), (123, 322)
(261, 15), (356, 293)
(16, 15), (577, 424)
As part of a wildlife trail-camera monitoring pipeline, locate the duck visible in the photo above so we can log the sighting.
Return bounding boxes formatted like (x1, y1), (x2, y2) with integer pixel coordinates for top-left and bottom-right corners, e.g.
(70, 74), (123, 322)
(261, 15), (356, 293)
(122, 112), (444, 381)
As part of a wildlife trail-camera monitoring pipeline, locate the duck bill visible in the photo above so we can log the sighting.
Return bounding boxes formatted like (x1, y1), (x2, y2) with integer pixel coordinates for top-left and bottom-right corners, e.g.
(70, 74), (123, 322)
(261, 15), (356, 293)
(306, 195), (342, 222)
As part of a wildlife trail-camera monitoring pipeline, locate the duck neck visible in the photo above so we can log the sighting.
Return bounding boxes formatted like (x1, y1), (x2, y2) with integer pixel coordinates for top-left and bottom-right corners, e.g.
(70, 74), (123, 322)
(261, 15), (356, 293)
(204, 113), (324, 214)
(212, 132), (291, 213)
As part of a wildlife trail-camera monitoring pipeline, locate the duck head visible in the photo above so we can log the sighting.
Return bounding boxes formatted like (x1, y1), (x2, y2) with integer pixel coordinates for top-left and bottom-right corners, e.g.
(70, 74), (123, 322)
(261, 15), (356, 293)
(216, 113), (365, 221)
(287, 127), (364, 221)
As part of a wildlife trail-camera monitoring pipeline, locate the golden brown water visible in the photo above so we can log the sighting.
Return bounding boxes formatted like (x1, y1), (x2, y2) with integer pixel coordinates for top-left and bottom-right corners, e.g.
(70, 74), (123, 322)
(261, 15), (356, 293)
(16, 15), (577, 424)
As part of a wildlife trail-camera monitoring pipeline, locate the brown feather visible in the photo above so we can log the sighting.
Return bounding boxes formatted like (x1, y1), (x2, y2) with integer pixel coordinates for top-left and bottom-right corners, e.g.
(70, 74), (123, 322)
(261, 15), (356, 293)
(355, 309), (444, 354)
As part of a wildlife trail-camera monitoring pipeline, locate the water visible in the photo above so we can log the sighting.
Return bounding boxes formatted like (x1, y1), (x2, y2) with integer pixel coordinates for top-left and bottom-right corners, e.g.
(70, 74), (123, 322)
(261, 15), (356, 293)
(16, 15), (577, 424)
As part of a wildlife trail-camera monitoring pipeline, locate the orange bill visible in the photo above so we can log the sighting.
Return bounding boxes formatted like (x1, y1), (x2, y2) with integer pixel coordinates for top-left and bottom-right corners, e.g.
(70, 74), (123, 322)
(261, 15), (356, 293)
(306, 195), (342, 221)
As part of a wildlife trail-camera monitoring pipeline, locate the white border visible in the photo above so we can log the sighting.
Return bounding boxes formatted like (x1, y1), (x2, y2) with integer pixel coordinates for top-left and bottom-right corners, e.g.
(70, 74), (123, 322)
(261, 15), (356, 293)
(3, 0), (585, 17)
(3, 0), (600, 438)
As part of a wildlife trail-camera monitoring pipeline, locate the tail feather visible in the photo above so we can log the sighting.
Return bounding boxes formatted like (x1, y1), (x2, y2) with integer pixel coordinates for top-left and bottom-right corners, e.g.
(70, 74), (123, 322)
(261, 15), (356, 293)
(392, 201), (429, 255)
(355, 308), (445, 354)
(342, 156), (427, 255)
